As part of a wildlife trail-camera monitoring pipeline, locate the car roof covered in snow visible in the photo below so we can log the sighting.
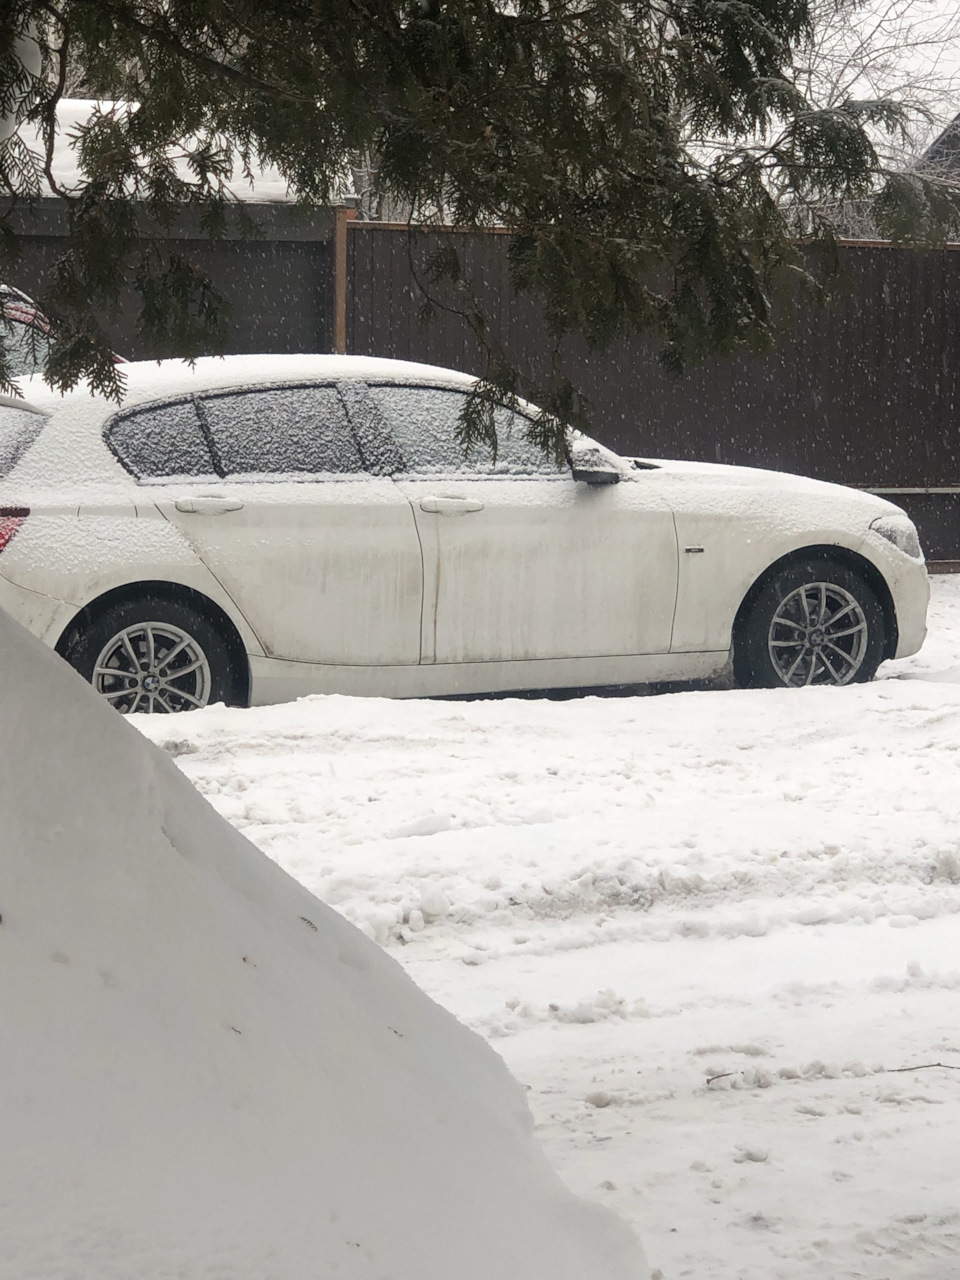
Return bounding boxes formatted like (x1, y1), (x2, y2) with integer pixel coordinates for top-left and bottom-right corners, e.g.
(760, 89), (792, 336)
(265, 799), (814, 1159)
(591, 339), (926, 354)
(14, 353), (478, 416)
(2, 355), (487, 493)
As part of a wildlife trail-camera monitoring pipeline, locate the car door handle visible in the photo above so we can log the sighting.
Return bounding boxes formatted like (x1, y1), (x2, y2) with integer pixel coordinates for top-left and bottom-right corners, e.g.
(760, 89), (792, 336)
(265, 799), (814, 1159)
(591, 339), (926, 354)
(174, 496), (245, 515)
(419, 496), (485, 515)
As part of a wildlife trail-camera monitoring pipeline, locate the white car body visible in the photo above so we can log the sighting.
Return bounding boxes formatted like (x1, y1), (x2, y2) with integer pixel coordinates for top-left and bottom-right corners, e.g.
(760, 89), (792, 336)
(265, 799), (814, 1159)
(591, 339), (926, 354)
(0, 354), (929, 707)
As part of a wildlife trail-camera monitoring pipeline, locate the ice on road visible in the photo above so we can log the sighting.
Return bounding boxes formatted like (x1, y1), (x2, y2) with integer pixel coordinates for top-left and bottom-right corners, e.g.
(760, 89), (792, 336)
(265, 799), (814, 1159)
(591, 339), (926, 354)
(137, 576), (960, 1280)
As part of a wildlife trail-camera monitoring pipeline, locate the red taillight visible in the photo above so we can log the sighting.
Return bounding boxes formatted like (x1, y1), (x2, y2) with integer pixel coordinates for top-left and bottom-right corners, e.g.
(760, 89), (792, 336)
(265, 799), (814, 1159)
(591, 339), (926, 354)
(0, 507), (29, 554)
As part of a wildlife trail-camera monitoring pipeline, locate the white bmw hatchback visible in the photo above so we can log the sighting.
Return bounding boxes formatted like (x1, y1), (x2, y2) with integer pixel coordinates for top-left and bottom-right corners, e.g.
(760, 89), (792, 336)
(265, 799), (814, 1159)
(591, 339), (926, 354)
(0, 354), (929, 712)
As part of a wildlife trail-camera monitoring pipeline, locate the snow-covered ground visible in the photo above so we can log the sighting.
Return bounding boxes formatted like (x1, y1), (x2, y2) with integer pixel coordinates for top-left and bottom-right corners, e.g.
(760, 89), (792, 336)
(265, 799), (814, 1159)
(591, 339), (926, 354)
(0, 607), (647, 1278)
(137, 575), (960, 1280)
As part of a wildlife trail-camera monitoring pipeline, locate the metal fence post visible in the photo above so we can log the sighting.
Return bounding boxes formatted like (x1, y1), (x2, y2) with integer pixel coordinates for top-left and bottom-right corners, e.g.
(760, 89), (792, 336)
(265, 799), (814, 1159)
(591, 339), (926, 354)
(333, 204), (357, 354)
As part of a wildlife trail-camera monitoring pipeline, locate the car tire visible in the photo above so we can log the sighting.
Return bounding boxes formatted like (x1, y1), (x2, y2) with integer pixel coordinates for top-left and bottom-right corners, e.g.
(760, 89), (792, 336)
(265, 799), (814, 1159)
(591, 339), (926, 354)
(734, 557), (886, 689)
(62, 595), (239, 713)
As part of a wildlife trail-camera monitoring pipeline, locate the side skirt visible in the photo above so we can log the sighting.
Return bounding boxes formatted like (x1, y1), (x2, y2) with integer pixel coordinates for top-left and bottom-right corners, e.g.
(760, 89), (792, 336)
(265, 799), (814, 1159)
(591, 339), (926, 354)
(247, 650), (731, 705)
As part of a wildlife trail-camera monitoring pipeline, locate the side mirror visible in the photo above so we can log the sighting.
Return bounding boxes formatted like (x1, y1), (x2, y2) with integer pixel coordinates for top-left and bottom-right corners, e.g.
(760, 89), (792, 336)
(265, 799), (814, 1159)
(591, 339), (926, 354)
(570, 447), (621, 486)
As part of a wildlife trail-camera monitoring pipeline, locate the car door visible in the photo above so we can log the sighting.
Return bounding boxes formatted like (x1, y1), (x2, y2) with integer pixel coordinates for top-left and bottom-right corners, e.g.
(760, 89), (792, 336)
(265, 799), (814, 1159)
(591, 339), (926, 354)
(358, 381), (678, 665)
(108, 384), (423, 666)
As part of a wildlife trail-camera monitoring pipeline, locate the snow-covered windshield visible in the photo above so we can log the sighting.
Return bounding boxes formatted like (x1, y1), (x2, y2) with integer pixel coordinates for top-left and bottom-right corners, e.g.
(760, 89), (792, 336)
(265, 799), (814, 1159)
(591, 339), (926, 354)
(369, 384), (566, 476)
(0, 404), (46, 478)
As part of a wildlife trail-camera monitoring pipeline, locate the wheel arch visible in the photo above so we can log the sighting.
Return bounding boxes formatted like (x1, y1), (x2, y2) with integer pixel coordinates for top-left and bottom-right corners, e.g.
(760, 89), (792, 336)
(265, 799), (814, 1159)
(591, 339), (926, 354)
(732, 544), (898, 665)
(54, 579), (251, 707)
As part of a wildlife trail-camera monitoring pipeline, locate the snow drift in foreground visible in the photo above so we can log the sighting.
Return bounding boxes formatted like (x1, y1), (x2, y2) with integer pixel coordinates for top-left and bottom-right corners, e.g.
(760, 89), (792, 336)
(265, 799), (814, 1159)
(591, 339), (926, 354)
(134, 578), (960, 1280)
(0, 608), (647, 1280)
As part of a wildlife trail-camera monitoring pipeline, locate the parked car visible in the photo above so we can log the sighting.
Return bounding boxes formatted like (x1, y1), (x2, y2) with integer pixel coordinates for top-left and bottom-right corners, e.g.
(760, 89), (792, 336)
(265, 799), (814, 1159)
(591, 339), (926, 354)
(1, 283), (127, 378)
(0, 354), (928, 713)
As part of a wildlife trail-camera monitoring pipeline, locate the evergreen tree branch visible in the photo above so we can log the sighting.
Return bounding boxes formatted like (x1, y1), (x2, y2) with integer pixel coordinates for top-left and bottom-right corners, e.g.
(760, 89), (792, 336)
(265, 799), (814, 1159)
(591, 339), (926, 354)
(0, 0), (958, 446)
(66, 0), (315, 104)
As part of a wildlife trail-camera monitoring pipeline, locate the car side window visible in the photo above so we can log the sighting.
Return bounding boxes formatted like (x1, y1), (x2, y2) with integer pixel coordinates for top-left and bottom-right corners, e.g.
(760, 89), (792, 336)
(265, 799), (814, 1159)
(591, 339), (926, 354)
(367, 384), (567, 477)
(336, 378), (403, 476)
(197, 384), (362, 477)
(104, 398), (216, 480)
(0, 404), (46, 477)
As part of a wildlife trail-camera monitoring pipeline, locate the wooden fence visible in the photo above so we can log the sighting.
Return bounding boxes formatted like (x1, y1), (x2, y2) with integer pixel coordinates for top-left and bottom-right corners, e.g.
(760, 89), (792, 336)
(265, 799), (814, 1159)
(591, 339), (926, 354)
(7, 200), (960, 561)
(346, 221), (960, 564)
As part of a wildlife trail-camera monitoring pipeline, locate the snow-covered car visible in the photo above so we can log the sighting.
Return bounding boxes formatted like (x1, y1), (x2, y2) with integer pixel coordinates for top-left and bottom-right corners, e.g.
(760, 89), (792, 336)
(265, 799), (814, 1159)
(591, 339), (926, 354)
(0, 354), (929, 713)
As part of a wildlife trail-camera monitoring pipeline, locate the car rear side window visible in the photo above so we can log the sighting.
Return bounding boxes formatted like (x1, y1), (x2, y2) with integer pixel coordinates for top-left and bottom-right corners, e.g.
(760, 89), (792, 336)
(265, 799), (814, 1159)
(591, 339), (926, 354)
(198, 384), (362, 476)
(0, 404), (46, 478)
(368, 384), (566, 476)
(105, 398), (216, 480)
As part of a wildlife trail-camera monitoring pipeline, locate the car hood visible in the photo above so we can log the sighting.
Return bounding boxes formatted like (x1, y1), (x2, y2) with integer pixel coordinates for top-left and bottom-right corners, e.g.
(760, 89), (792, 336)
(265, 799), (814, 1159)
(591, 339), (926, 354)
(628, 456), (902, 517)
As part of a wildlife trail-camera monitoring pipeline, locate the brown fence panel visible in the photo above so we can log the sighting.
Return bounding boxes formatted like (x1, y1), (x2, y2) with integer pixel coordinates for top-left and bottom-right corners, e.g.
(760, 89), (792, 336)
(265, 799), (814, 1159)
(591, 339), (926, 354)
(5, 199), (335, 361)
(7, 208), (958, 556)
(347, 226), (960, 559)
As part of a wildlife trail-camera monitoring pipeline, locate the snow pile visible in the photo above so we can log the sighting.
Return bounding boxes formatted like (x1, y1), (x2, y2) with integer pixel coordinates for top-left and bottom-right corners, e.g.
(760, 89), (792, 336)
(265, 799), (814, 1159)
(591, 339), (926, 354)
(135, 577), (960, 1279)
(0, 607), (647, 1279)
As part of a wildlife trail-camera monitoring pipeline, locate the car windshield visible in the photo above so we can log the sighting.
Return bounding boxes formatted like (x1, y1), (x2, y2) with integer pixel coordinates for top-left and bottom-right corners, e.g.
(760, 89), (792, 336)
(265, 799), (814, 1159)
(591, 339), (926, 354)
(1, 317), (50, 379)
(0, 403), (46, 478)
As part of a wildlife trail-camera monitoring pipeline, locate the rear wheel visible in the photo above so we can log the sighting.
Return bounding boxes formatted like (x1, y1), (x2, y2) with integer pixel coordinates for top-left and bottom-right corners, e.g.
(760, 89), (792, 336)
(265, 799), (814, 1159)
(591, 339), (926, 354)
(62, 596), (239, 713)
(734, 558), (886, 689)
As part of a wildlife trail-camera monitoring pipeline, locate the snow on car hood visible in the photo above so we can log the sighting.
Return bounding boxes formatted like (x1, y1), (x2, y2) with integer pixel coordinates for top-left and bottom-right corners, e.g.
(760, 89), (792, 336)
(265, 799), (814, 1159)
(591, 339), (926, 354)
(628, 455), (903, 521)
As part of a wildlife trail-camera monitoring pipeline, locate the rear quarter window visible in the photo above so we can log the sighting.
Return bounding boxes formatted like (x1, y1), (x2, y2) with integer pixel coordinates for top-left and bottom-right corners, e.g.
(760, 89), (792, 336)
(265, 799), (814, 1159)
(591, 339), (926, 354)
(0, 404), (46, 478)
(105, 398), (217, 480)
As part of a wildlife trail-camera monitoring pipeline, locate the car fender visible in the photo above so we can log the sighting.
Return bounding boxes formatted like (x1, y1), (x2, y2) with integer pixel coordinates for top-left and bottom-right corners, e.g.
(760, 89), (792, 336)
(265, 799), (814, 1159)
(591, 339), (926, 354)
(670, 513), (882, 653)
(0, 506), (266, 657)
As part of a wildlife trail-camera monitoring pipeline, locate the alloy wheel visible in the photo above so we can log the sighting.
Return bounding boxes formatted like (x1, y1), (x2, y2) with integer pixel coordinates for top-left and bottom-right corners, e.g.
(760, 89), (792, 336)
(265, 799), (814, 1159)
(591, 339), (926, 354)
(92, 621), (212, 713)
(767, 582), (869, 687)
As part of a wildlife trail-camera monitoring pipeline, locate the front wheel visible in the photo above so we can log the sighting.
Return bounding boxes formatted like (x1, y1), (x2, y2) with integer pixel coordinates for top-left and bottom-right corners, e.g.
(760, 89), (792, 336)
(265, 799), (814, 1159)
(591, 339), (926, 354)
(62, 596), (239, 713)
(734, 558), (886, 689)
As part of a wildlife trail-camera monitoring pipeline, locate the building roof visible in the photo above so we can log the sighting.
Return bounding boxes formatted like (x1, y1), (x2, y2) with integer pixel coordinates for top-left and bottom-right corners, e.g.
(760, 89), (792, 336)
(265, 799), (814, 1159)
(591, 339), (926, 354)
(21, 100), (354, 205)
(920, 112), (960, 172)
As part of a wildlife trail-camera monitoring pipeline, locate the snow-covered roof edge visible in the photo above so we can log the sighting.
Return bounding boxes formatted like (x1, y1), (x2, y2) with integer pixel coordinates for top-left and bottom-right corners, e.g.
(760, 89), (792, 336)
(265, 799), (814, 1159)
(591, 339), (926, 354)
(17, 100), (357, 206)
